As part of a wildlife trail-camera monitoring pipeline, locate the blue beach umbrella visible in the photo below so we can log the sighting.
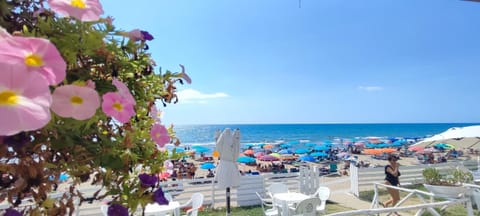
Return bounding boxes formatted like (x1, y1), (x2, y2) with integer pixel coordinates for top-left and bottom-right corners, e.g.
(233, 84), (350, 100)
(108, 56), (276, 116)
(244, 143), (255, 148)
(195, 148), (210, 153)
(323, 140), (333, 145)
(310, 152), (328, 157)
(295, 148), (310, 154)
(280, 143), (292, 148)
(314, 145), (329, 151)
(287, 141), (301, 145)
(237, 156), (256, 163)
(278, 149), (294, 154)
(200, 163), (216, 170)
(299, 155), (316, 162)
(191, 145), (210, 153)
(304, 143), (316, 147)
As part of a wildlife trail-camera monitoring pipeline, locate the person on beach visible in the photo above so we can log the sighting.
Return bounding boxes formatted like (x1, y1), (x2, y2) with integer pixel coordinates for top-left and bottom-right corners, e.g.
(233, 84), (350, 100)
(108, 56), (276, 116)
(382, 154), (401, 215)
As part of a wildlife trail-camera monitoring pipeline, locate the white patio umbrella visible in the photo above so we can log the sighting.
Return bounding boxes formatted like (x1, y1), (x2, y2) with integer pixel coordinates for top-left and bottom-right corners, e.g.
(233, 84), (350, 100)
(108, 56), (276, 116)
(411, 125), (480, 149)
(214, 128), (241, 216)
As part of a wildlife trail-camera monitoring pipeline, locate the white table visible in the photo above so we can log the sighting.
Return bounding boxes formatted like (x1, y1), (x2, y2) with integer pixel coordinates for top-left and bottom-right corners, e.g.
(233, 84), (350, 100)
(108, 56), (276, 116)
(273, 192), (310, 216)
(144, 201), (180, 216)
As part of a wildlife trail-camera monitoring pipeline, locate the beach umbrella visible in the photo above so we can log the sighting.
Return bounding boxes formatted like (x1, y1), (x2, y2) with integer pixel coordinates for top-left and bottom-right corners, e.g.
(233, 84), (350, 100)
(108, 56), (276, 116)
(243, 149), (255, 155)
(254, 152), (265, 158)
(314, 145), (329, 151)
(278, 149), (293, 154)
(336, 152), (349, 158)
(299, 155), (316, 162)
(237, 156), (256, 163)
(408, 146), (424, 152)
(295, 148), (309, 154)
(200, 163), (216, 170)
(244, 143), (255, 148)
(269, 153), (281, 158)
(434, 143), (455, 150)
(412, 125), (480, 149)
(192, 145), (210, 153)
(354, 141), (366, 147)
(263, 144), (274, 149)
(304, 142), (316, 147)
(260, 155), (279, 161)
(280, 143), (292, 148)
(214, 128), (241, 216)
(310, 152), (328, 157)
(287, 141), (301, 145)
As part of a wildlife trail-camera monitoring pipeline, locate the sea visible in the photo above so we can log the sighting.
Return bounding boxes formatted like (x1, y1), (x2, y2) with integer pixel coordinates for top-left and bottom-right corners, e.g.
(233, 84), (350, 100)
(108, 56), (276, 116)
(167, 123), (479, 154)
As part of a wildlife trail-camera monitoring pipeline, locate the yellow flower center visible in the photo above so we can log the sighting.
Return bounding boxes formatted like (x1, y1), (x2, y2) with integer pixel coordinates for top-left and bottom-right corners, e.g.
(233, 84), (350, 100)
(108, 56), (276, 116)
(24, 54), (44, 67)
(70, 96), (83, 105)
(0, 90), (18, 106)
(71, 0), (86, 9)
(113, 102), (123, 112)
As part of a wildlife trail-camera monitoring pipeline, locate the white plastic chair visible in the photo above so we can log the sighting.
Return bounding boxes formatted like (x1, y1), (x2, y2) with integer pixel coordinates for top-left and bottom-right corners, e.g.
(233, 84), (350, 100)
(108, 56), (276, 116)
(100, 204), (108, 216)
(175, 193), (204, 216)
(314, 186), (330, 214)
(164, 192), (174, 202)
(288, 197), (321, 216)
(266, 183), (289, 199)
(255, 192), (279, 216)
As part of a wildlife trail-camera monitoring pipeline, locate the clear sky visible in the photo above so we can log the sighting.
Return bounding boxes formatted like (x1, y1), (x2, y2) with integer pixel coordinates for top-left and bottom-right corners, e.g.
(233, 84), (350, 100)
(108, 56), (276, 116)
(102, 0), (480, 125)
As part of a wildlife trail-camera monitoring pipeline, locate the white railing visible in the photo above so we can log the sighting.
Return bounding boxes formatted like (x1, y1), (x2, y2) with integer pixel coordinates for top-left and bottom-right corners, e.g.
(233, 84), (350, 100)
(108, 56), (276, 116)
(329, 182), (475, 216)
(349, 160), (478, 196)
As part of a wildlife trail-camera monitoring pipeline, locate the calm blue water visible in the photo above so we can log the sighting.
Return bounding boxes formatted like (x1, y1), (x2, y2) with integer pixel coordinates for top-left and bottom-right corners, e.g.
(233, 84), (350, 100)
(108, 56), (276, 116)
(171, 123), (478, 149)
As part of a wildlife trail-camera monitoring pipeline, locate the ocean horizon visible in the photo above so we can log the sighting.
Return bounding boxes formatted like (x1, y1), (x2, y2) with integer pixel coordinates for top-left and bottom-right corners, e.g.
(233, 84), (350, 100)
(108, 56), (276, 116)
(168, 123), (479, 151)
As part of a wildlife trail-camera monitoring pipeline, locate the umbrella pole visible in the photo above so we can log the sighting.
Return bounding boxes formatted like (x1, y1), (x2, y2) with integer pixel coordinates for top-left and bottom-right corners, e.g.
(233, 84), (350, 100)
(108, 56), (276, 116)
(226, 187), (231, 216)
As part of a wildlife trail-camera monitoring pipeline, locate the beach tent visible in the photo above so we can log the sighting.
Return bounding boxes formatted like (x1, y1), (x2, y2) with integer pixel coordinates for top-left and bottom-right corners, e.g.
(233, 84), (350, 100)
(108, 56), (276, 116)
(412, 125), (480, 149)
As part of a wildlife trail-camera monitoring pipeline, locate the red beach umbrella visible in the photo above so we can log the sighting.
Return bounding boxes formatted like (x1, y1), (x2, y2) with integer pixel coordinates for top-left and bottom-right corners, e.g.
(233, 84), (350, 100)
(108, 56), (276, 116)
(244, 149), (255, 155)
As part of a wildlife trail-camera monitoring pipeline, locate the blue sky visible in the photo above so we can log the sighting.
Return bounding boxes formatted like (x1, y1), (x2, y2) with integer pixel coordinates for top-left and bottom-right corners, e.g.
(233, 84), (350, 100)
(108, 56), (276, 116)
(102, 0), (480, 125)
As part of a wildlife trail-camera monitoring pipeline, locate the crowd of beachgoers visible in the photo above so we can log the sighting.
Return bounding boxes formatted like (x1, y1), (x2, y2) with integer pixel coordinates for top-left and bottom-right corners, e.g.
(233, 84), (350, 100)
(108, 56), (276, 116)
(160, 137), (477, 181)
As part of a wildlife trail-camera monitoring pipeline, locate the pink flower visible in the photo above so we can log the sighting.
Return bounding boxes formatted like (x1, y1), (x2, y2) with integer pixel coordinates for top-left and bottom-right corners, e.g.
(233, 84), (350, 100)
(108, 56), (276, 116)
(112, 78), (136, 105)
(178, 64), (191, 84)
(0, 36), (66, 85)
(149, 103), (162, 123)
(126, 29), (154, 41)
(51, 85), (100, 120)
(85, 80), (96, 89)
(0, 62), (52, 136)
(47, 0), (104, 22)
(150, 124), (170, 148)
(101, 92), (135, 124)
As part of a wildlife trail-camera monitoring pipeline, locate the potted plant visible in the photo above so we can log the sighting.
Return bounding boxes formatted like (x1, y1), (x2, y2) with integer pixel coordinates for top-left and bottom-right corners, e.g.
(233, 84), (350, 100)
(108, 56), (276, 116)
(422, 166), (473, 199)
